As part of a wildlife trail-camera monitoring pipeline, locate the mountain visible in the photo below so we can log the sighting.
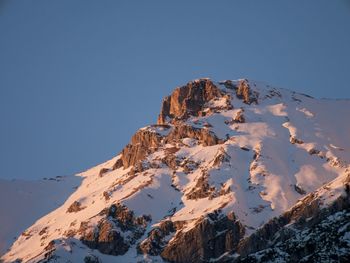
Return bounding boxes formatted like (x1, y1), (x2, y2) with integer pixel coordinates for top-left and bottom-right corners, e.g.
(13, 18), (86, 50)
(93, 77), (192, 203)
(1, 79), (349, 263)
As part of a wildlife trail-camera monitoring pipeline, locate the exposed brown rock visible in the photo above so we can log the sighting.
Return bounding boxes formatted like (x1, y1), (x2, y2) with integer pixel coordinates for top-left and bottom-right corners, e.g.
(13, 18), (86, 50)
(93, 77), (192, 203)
(112, 158), (123, 170)
(81, 204), (151, 256)
(39, 227), (49, 236)
(66, 201), (85, 213)
(165, 124), (222, 146)
(235, 182), (350, 258)
(235, 79), (258, 105)
(82, 220), (129, 256)
(44, 240), (56, 252)
(164, 146), (180, 155)
(63, 229), (76, 238)
(137, 220), (176, 256)
(212, 147), (231, 167)
(103, 191), (110, 201)
(309, 149), (325, 159)
(161, 211), (245, 263)
(161, 154), (179, 170)
(21, 230), (32, 240)
(181, 159), (199, 174)
(218, 185), (232, 196)
(186, 171), (215, 200)
(290, 136), (304, 144)
(98, 168), (110, 177)
(157, 79), (226, 124)
(121, 129), (163, 169)
(117, 88), (225, 173)
(234, 109), (245, 123)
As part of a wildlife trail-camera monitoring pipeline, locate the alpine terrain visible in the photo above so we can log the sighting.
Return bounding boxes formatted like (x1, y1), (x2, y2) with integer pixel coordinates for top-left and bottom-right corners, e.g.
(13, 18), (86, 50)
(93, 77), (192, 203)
(1, 79), (350, 263)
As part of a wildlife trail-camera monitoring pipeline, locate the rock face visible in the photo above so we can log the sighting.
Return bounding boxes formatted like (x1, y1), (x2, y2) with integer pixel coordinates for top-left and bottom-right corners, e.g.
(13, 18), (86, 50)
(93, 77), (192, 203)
(114, 79), (229, 175)
(242, 210), (350, 263)
(234, 182), (350, 262)
(80, 204), (151, 256)
(165, 124), (222, 146)
(137, 220), (176, 256)
(161, 211), (245, 263)
(120, 129), (163, 169)
(116, 123), (222, 174)
(157, 79), (226, 124)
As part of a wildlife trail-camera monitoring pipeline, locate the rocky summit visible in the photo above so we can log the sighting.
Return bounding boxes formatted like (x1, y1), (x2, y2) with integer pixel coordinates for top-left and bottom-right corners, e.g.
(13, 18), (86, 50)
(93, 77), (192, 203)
(1, 79), (350, 263)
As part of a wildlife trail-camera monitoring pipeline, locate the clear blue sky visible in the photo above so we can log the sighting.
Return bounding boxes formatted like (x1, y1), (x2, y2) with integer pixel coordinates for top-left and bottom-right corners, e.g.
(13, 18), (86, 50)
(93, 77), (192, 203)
(1, 0), (349, 180)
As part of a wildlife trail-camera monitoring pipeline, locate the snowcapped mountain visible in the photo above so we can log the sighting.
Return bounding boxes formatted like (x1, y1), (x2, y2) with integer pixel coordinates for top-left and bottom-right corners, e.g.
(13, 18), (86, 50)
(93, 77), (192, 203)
(1, 79), (349, 263)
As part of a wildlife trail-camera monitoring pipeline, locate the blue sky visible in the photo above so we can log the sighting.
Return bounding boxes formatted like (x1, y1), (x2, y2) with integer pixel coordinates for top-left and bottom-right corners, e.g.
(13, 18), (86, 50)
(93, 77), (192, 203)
(0, 0), (350, 180)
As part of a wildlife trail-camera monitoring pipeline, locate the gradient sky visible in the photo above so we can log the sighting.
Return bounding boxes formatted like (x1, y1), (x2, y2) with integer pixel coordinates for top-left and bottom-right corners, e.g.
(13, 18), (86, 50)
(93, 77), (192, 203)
(0, 0), (350, 180)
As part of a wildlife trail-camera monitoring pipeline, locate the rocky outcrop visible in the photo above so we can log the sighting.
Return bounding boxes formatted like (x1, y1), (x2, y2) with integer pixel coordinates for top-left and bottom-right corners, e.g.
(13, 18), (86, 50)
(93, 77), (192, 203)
(137, 220), (176, 256)
(80, 204), (151, 256)
(186, 171), (216, 200)
(181, 159), (199, 174)
(161, 211), (245, 263)
(162, 154), (180, 170)
(290, 136), (304, 144)
(235, 79), (258, 105)
(233, 182), (350, 261)
(112, 158), (123, 170)
(120, 129), (163, 169)
(82, 220), (129, 255)
(233, 109), (245, 123)
(109, 79), (230, 174)
(239, 209), (350, 263)
(213, 147), (231, 167)
(165, 124), (222, 146)
(157, 79), (226, 124)
(98, 168), (111, 177)
(114, 122), (222, 177)
(234, 198), (350, 263)
(220, 79), (258, 105)
(66, 201), (85, 213)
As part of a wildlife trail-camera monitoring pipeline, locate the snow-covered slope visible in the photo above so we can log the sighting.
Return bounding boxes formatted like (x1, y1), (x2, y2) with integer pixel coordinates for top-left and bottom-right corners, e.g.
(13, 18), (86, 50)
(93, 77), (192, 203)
(1, 79), (350, 263)
(0, 176), (81, 256)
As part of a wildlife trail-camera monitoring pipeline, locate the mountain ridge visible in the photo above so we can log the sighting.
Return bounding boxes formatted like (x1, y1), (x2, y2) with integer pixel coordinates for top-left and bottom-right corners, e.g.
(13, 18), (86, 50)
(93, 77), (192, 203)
(1, 78), (350, 263)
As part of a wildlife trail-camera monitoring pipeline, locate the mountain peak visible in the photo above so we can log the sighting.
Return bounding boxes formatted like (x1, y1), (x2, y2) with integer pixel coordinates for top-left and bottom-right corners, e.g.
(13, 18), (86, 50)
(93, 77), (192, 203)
(2, 79), (350, 263)
(157, 78), (262, 125)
